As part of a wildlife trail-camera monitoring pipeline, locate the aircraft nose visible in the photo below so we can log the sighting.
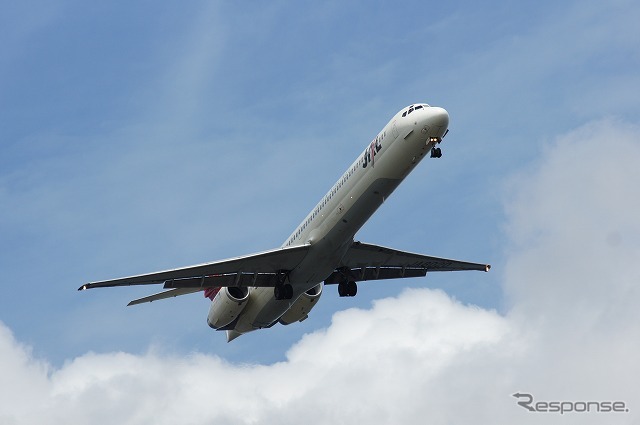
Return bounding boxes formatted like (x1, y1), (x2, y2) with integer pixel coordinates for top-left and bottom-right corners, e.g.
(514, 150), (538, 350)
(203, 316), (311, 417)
(429, 107), (449, 129)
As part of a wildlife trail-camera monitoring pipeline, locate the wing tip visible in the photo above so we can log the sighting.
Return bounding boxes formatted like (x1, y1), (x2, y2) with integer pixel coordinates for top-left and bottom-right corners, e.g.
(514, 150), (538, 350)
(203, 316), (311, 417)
(78, 284), (88, 291)
(485, 264), (491, 272)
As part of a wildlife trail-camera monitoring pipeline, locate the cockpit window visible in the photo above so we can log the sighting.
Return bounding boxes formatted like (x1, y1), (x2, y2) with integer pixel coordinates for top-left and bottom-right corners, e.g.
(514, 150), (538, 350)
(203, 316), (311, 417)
(403, 104), (429, 117)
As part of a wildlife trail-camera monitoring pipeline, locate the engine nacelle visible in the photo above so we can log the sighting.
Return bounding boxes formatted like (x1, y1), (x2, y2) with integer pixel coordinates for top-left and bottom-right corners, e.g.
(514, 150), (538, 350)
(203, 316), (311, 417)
(207, 287), (250, 329)
(279, 284), (323, 325)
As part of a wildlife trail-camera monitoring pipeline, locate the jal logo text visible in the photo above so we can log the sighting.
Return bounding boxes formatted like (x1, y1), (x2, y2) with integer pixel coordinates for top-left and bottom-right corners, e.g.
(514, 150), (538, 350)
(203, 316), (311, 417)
(362, 138), (382, 168)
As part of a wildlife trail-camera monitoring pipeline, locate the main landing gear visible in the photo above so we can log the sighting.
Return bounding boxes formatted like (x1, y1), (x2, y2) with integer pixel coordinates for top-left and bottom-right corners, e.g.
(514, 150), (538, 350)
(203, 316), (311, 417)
(274, 270), (294, 300)
(338, 280), (357, 297)
(274, 283), (293, 300)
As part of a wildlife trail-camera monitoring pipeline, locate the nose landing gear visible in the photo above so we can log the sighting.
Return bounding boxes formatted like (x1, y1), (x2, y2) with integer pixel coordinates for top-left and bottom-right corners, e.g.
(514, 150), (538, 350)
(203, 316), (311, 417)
(429, 136), (442, 158)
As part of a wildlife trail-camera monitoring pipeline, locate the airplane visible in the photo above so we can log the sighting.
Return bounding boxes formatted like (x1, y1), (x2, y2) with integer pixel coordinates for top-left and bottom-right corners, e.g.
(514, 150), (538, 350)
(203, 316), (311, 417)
(79, 103), (490, 342)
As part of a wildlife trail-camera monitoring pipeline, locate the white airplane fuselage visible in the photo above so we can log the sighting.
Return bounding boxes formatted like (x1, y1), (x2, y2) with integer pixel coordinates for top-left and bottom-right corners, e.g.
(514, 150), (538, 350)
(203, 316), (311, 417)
(227, 104), (449, 337)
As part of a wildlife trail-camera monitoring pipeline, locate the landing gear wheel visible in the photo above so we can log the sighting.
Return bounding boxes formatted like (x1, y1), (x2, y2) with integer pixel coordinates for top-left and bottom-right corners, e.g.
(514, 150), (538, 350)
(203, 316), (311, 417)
(274, 283), (294, 300)
(338, 281), (358, 297)
(284, 283), (293, 299)
(430, 147), (442, 158)
(347, 281), (357, 297)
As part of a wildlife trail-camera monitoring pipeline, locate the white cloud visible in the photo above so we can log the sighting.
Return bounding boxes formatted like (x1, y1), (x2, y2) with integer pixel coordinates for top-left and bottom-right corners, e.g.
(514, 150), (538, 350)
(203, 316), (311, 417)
(2, 118), (639, 424)
(504, 118), (640, 324)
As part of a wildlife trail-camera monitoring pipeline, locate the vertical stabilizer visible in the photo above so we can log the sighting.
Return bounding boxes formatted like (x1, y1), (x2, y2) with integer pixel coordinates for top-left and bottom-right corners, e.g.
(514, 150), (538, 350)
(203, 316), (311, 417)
(226, 330), (242, 342)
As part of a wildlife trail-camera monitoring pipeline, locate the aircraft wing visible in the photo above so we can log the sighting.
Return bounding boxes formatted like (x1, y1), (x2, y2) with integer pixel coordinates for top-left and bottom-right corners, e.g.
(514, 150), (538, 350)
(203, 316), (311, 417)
(79, 245), (311, 293)
(324, 241), (489, 284)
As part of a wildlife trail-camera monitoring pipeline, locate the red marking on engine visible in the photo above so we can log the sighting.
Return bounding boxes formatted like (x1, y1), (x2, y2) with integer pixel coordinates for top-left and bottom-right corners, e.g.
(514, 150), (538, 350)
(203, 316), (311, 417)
(204, 287), (221, 300)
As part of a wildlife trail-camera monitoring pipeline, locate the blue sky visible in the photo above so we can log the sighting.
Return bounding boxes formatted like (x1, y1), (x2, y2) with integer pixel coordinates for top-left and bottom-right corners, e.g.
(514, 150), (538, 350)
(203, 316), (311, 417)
(1, 1), (640, 423)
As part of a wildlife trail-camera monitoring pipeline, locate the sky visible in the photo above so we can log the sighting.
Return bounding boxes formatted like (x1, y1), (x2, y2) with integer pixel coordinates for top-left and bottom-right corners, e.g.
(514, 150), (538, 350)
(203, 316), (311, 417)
(1, 0), (639, 423)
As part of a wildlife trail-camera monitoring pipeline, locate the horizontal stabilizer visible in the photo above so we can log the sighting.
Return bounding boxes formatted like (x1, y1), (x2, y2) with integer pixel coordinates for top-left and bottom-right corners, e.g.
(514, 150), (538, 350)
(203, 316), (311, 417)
(128, 288), (202, 306)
